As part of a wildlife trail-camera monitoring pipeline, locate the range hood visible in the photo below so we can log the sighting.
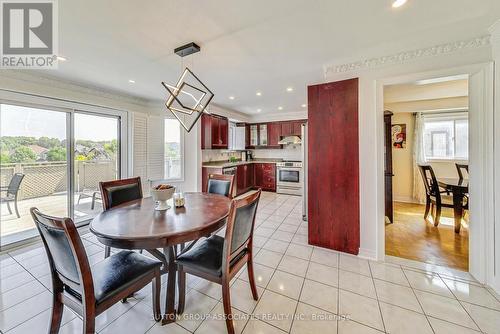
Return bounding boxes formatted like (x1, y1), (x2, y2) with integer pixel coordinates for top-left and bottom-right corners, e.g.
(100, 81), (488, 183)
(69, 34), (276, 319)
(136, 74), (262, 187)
(278, 135), (302, 145)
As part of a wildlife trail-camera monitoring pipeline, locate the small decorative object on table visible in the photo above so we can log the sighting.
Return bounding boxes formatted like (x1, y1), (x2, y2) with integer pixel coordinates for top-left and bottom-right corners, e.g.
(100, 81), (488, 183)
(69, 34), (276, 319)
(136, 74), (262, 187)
(151, 184), (175, 210)
(173, 191), (185, 208)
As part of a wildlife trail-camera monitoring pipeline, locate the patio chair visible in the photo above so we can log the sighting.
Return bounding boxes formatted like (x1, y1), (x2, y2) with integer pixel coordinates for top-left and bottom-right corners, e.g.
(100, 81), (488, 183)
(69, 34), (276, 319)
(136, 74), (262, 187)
(0, 173), (25, 218)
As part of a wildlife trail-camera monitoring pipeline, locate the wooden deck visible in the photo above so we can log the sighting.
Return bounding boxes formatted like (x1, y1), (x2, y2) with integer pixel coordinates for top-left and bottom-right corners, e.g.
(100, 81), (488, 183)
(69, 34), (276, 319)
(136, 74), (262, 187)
(1, 193), (102, 238)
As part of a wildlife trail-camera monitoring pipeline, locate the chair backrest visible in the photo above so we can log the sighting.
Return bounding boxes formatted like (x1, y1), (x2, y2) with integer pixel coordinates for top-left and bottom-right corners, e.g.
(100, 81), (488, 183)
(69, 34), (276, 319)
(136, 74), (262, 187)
(207, 174), (234, 199)
(99, 177), (143, 210)
(418, 165), (439, 197)
(456, 163), (469, 180)
(30, 208), (93, 295)
(7, 173), (24, 197)
(223, 189), (261, 265)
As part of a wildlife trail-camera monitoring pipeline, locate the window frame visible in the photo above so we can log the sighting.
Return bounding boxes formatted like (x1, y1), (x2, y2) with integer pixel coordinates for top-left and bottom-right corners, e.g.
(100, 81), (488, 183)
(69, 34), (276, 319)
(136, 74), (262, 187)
(163, 116), (185, 183)
(422, 111), (469, 162)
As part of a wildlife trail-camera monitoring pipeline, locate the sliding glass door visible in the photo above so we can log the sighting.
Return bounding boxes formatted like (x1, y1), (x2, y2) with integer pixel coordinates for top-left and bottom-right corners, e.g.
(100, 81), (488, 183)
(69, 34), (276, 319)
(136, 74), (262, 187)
(0, 104), (69, 245)
(73, 112), (120, 222)
(0, 103), (122, 246)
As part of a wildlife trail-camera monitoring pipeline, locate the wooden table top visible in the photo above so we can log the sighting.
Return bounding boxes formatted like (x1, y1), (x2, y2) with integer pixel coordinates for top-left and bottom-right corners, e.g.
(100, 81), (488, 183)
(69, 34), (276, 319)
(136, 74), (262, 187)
(90, 192), (231, 249)
(437, 178), (469, 189)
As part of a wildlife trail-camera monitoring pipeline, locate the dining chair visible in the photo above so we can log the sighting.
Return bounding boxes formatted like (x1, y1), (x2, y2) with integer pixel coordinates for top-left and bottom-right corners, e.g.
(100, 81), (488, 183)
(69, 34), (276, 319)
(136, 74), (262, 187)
(0, 173), (25, 218)
(455, 163), (469, 180)
(176, 189), (262, 334)
(99, 177), (143, 257)
(418, 165), (464, 226)
(206, 174), (235, 199)
(30, 208), (162, 334)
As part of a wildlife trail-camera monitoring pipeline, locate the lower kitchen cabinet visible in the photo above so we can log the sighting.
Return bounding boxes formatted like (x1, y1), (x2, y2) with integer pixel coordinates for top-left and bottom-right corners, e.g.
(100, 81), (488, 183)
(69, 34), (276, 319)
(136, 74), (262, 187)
(254, 163), (276, 192)
(236, 164), (254, 196)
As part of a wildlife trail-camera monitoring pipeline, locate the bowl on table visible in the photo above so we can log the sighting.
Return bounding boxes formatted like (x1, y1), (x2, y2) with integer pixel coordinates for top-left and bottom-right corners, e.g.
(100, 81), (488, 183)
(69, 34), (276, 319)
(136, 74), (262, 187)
(151, 184), (175, 210)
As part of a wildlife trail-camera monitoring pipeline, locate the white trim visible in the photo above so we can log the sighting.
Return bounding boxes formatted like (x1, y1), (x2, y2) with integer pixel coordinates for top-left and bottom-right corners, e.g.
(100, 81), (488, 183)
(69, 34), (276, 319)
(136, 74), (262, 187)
(393, 196), (419, 204)
(358, 248), (377, 261)
(375, 62), (494, 285)
(324, 35), (491, 76)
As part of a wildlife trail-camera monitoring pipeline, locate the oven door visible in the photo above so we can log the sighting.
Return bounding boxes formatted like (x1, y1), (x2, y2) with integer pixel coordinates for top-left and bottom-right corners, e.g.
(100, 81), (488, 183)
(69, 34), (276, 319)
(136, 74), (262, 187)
(277, 167), (302, 186)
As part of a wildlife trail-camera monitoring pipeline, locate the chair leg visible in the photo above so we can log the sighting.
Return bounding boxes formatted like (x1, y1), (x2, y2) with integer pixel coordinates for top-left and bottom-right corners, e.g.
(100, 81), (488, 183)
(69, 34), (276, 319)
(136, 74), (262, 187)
(83, 307), (96, 334)
(221, 278), (235, 334)
(6, 201), (12, 215)
(434, 203), (442, 227)
(424, 197), (431, 220)
(14, 199), (20, 218)
(247, 259), (259, 301)
(177, 266), (186, 315)
(104, 246), (111, 258)
(152, 271), (162, 321)
(49, 294), (64, 334)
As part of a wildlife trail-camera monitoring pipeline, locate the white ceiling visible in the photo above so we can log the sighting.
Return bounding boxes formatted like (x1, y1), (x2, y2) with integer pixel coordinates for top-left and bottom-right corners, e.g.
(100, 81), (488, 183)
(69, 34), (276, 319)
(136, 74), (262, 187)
(33, 0), (500, 114)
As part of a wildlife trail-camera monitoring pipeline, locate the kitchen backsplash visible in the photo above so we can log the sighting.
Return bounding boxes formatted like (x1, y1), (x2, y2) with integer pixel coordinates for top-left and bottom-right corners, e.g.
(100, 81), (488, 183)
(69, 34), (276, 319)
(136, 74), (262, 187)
(251, 145), (302, 161)
(201, 145), (302, 162)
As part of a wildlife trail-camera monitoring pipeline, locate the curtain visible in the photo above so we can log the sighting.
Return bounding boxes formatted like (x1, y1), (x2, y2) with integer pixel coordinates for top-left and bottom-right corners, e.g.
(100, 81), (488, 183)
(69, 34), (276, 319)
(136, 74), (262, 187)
(412, 112), (427, 203)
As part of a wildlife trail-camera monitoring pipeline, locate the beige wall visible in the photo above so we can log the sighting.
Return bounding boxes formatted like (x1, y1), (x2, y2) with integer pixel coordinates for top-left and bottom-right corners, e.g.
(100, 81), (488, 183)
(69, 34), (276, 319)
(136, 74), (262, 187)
(389, 98), (469, 203)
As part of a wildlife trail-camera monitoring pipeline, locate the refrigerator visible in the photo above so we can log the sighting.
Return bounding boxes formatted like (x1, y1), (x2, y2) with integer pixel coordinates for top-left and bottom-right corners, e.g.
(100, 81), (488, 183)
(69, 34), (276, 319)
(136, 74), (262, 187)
(301, 123), (308, 221)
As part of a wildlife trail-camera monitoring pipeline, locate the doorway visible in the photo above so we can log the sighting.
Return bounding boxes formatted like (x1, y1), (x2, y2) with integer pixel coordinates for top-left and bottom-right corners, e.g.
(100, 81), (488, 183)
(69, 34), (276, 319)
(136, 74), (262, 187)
(383, 76), (470, 271)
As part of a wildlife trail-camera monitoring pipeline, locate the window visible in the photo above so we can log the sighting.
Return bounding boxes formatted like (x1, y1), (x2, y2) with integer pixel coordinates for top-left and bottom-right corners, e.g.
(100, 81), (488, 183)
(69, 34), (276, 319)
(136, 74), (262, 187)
(423, 112), (468, 160)
(164, 118), (182, 180)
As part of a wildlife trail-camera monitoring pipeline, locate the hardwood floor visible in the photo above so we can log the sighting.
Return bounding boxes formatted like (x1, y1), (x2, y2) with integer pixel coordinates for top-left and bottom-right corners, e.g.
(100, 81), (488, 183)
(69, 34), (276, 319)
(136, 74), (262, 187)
(385, 201), (469, 271)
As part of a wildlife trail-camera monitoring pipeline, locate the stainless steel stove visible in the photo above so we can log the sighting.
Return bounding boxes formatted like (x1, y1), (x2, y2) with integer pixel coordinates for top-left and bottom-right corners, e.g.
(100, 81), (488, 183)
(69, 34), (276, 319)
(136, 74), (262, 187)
(276, 161), (303, 196)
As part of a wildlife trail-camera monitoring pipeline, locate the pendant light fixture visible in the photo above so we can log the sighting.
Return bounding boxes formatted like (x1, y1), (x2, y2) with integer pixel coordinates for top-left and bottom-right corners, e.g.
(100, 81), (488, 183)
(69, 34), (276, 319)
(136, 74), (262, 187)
(161, 42), (214, 132)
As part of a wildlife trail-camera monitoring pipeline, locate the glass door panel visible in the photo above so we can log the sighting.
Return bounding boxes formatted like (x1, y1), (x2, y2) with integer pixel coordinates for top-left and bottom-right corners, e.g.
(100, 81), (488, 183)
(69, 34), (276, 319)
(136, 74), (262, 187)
(73, 112), (120, 223)
(0, 104), (68, 246)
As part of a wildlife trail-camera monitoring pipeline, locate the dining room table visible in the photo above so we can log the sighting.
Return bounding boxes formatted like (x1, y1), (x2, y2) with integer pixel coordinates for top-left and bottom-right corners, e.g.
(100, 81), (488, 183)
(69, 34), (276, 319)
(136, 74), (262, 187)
(437, 177), (469, 233)
(90, 192), (231, 324)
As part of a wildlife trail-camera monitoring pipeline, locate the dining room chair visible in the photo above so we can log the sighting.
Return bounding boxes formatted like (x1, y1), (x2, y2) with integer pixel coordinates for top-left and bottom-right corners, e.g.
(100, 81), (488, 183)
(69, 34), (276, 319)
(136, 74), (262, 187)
(176, 189), (262, 334)
(99, 177), (143, 257)
(206, 173), (235, 199)
(418, 165), (465, 226)
(30, 208), (162, 334)
(0, 173), (25, 218)
(455, 163), (469, 180)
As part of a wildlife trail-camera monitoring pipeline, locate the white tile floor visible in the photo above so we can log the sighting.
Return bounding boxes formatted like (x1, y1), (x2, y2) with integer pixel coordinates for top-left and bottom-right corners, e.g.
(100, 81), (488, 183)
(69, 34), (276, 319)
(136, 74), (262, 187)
(1, 192), (500, 334)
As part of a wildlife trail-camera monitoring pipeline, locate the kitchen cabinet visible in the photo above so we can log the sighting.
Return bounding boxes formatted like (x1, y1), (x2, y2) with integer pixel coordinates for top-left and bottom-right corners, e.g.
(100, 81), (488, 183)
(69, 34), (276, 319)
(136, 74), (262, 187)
(292, 121), (303, 136)
(268, 122), (281, 147)
(254, 163), (276, 192)
(281, 122), (293, 137)
(236, 163), (254, 196)
(259, 124), (268, 146)
(201, 114), (229, 149)
(308, 78), (359, 255)
(249, 124), (258, 147)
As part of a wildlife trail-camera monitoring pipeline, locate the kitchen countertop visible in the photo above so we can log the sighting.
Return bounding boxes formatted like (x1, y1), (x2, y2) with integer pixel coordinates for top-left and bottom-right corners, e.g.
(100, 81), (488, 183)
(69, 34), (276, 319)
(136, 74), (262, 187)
(202, 159), (283, 168)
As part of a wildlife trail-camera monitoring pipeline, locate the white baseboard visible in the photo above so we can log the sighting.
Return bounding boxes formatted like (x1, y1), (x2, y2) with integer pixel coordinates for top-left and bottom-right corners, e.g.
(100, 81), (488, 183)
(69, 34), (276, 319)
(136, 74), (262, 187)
(393, 196), (420, 204)
(358, 248), (377, 261)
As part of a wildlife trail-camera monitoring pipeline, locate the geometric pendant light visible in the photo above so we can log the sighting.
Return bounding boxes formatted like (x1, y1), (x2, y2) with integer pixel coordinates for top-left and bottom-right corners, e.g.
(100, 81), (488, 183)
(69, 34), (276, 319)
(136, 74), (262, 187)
(161, 43), (214, 132)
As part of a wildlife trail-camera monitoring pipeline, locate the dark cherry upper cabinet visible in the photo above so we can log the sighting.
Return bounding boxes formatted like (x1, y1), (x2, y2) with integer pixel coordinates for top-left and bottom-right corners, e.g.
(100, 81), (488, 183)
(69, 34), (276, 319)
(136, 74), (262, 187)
(292, 121), (303, 136)
(281, 122), (293, 137)
(307, 78), (359, 255)
(201, 114), (228, 149)
(268, 122), (281, 147)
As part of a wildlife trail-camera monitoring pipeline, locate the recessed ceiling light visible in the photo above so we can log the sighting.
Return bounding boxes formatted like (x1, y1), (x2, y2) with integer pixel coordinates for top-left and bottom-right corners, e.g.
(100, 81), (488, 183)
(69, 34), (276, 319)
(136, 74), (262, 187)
(392, 0), (407, 8)
(278, 106), (283, 110)
(56, 56), (67, 61)
(301, 104), (307, 108)
(128, 79), (136, 84)
(257, 109), (262, 112)
(229, 96), (235, 100)
(256, 92), (262, 96)
(286, 87), (294, 92)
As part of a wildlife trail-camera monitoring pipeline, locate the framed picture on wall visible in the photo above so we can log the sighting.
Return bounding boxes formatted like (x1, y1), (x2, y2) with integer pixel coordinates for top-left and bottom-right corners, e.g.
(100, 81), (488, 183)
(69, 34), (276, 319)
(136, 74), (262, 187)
(392, 124), (406, 149)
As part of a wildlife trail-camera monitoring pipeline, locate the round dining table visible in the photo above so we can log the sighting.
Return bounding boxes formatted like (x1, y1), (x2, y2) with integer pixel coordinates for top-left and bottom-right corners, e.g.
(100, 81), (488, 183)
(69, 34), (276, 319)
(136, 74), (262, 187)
(90, 192), (231, 324)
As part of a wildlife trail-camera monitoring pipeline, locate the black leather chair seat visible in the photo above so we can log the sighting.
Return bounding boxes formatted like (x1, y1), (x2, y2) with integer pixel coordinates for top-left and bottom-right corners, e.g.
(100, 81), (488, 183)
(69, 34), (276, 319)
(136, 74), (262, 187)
(176, 235), (246, 277)
(67, 251), (162, 304)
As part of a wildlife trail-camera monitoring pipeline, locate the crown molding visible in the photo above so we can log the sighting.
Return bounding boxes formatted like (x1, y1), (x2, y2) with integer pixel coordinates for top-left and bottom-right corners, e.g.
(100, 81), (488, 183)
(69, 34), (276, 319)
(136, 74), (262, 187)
(324, 35), (491, 76)
(0, 70), (151, 107)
